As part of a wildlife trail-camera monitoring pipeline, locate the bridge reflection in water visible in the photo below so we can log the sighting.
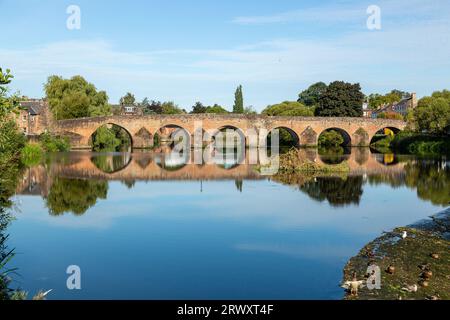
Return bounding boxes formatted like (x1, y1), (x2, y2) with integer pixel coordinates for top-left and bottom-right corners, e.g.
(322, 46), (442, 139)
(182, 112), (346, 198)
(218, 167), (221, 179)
(18, 147), (406, 185)
(16, 147), (449, 215)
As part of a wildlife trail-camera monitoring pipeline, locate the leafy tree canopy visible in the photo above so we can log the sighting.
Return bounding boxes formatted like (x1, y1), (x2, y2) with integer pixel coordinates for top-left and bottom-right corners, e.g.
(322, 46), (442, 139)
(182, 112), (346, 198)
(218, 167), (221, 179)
(262, 101), (314, 116)
(315, 81), (364, 117)
(44, 75), (110, 120)
(206, 104), (229, 114)
(191, 101), (207, 114)
(413, 90), (450, 134)
(298, 82), (327, 107)
(191, 102), (229, 114)
(120, 92), (136, 105)
(318, 130), (344, 147)
(0, 68), (26, 162)
(161, 101), (184, 114)
(0, 68), (20, 118)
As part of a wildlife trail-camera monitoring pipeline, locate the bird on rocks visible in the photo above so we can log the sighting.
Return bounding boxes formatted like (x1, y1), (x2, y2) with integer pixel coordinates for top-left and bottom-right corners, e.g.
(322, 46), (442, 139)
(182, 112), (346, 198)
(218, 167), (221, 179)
(342, 280), (365, 296)
(401, 284), (418, 293)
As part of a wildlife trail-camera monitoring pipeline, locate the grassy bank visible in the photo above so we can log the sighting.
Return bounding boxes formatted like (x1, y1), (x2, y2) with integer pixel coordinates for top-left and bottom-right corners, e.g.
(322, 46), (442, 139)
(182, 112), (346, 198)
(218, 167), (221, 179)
(19, 133), (70, 167)
(371, 132), (450, 156)
(390, 132), (450, 156)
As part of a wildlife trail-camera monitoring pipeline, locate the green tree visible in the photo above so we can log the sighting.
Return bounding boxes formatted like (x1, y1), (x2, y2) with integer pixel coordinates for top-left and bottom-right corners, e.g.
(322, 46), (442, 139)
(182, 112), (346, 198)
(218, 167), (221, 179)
(191, 102), (207, 114)
(298, 82), (327, 107)
(0, 68), (26, 164)
(233, 85), (244, 113)
(262, 101), (314, 116)
(120, 92), (136, 105)
(315, 81), (364, 117)
(142, 100), (163, 114)
(44, 75), (110, 120)
(161, 101), (184, 114)
(206, 104), (229, 114)
(318, 130), (344, 147)
(91, 125), (121, 151)
(139, 97), (150, 112)
(413, 90), (450, 134)
(0, 68), (19, 118)
(243, 105), (257, 115)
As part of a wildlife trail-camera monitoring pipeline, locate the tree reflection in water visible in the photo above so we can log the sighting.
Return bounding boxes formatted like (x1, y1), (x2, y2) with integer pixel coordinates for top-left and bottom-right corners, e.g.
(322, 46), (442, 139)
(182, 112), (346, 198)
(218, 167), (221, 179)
(404, 159), (450, 206)
(368, 159), (450, 206)
(18, 149), (450, 214)
(299, 176), (364, 207)
(45, 178), (108, 216)
(318, 146), (350, 165)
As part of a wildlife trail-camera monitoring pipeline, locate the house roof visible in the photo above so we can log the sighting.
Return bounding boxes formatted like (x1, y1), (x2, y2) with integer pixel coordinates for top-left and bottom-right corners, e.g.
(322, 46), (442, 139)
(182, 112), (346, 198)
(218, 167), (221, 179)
(374, 96), (412, 114)
(20, 100), (46, 115)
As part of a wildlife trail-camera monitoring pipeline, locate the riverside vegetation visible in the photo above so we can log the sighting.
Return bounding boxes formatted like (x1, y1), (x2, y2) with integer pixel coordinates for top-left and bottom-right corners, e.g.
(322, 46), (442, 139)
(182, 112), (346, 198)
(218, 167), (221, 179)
(371, 90), (450, 156)
(0, 69), (52, 299)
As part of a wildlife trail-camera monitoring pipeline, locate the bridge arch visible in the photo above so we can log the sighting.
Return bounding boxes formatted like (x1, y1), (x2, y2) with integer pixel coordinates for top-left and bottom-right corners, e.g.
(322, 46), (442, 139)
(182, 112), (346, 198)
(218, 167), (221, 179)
(369, 126), (403, 146)
(211, 125), (246, 148)
(89, 123), (133, 151)
(154, 124), (191, 149)
(318, 127), (352, 147)
(266, 126), (300, 147)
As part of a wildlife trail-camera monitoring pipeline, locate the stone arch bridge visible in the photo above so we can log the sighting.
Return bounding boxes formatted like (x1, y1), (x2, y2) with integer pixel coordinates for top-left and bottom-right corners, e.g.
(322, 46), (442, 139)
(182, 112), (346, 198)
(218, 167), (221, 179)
(54, 114), (406, 149)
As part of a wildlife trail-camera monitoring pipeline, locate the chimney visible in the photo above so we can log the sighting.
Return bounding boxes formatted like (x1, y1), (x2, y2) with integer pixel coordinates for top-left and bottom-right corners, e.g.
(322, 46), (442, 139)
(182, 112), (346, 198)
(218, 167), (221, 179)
(411, 92), (418, 109)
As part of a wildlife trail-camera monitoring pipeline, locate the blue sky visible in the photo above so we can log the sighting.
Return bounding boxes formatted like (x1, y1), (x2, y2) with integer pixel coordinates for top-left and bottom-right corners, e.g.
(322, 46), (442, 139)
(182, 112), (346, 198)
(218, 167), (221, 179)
(1, 0), (449, 111)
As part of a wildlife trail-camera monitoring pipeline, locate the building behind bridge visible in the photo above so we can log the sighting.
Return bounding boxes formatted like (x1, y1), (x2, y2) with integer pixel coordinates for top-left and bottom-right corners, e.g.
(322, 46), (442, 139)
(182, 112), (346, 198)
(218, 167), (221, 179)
(15, 99), (52, 136)
(365, 93), (418, 119)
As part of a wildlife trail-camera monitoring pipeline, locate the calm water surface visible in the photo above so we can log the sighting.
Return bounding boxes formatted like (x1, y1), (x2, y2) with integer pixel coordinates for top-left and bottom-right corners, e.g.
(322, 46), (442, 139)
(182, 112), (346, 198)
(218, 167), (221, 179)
(7, 149), (449, 299)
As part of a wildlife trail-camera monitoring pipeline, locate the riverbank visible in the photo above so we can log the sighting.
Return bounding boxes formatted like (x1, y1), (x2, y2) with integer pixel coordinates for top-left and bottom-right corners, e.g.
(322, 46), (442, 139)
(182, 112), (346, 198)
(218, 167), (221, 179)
(342, 208), (450, 300)
(371, 132), (450, 156)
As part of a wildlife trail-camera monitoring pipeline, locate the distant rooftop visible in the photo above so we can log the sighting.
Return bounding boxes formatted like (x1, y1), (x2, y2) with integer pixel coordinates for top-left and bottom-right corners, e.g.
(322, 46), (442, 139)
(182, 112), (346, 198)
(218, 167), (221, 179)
(20, 99), (46, 115)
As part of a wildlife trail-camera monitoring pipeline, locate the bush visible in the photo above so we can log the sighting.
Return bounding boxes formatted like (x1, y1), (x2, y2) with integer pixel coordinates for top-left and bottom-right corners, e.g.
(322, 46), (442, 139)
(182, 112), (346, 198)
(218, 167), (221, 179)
(262, 101), (314, 116)
(390, 132), (450, 155)
(0, 119), (26, 162)
(370, 135), (394, 152)
(21, 143), (43, 166)
(319, 130), (344, 147)
(377, 112), (404, 120)
(39, 132), (70, 152)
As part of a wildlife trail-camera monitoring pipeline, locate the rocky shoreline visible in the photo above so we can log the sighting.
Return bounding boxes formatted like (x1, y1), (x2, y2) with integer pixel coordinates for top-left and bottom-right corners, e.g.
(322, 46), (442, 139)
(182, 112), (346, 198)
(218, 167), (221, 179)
(342, 207), (450, 300)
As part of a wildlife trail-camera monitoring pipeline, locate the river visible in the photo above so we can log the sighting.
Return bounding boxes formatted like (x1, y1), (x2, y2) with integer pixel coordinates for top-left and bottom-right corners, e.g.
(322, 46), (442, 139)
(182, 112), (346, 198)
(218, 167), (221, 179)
(6, 148), (449, 299)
